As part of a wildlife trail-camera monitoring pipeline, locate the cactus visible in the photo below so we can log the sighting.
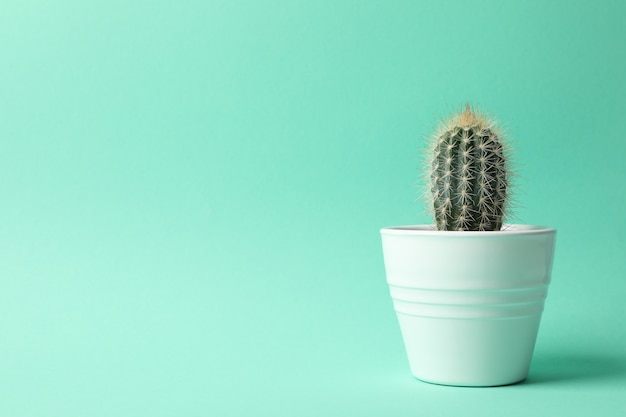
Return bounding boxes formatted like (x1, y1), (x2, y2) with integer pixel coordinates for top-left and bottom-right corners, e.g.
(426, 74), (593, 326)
(429, 104), (509, 231)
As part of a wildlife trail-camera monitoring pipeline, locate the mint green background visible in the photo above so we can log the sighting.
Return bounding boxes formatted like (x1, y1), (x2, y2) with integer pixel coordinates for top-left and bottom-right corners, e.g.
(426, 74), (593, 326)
(1, 1), (625, 415)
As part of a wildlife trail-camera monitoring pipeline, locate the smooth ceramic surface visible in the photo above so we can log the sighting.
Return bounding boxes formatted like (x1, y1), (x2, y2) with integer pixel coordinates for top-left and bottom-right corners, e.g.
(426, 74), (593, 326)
(381, 225), (557, 386)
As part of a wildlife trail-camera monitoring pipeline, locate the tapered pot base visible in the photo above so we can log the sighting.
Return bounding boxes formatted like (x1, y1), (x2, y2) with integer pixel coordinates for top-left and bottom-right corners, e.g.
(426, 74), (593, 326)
(397, 313), (542, 387)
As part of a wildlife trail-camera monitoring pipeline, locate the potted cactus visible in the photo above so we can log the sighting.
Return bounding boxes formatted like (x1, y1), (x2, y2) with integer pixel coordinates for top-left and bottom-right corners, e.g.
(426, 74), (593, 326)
(380, 104), (556, 387)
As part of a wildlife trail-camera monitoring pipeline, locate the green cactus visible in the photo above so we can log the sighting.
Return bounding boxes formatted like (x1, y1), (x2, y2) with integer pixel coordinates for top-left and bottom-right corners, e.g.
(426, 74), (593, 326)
(429, 104), (509, 231)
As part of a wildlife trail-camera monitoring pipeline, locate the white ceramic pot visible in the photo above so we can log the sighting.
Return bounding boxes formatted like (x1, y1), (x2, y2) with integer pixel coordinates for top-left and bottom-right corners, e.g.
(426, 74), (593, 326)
(380, 225), (557, 387)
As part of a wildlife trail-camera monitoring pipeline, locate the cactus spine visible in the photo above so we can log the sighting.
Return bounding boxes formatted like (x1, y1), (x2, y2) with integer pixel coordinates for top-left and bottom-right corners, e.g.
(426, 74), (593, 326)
(429, 104), (509, 231)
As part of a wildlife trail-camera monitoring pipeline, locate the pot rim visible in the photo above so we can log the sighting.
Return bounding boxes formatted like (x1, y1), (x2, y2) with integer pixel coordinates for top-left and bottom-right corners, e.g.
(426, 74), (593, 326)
(380, 224), (556, 237)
